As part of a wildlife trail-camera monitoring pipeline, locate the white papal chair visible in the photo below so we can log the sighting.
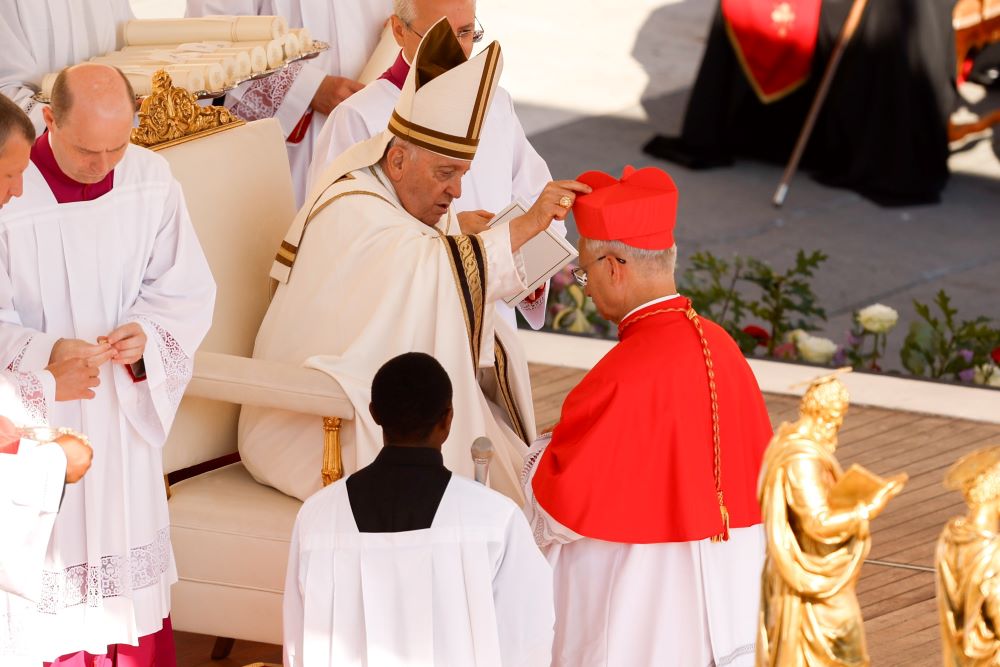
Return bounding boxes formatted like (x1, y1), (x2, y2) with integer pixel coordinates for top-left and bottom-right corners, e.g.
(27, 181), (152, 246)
(133, 74), (353, 659)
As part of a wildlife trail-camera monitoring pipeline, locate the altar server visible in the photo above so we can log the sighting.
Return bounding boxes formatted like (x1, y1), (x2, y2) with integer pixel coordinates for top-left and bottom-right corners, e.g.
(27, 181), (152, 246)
(284, 352), (554, 666)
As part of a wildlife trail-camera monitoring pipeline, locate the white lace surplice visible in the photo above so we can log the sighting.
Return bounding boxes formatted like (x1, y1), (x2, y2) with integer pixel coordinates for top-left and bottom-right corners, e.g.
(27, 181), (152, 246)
(522, 437), (764, 667)
(0, 146), (215, 659)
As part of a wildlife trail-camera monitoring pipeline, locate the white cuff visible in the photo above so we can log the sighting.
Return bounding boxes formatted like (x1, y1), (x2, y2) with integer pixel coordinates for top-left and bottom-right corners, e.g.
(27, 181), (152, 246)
(517, 282), (549, 330)
(37, 370), (56, 407)
(21, 334), (60, 372)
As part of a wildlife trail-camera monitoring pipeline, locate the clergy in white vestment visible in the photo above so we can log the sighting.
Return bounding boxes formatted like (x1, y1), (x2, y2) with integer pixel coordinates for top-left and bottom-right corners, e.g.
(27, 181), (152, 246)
(186, 0), (393, 205)
(284, 352), (554, 666)
(240, 19), (589, 505)
(0, 0), (133, 133)
(0, 64), (216, 664)
(0, 98), (103, 665)
(521, 167), (774, 666)
(0, 414), (93, 667)
(307, 0), (557, 331)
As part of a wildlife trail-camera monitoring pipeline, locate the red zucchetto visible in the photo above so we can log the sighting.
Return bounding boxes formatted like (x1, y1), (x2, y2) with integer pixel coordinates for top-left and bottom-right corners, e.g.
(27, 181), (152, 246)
(572, 165), (678, 250)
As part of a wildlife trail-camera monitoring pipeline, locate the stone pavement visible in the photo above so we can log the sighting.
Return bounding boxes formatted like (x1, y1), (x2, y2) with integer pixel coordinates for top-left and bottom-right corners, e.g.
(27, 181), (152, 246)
(134, 0), (1000, 370)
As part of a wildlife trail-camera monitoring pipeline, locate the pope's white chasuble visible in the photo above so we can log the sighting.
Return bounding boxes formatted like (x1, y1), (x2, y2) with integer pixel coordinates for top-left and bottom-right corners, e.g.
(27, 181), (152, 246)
(240, 165), (537, 503)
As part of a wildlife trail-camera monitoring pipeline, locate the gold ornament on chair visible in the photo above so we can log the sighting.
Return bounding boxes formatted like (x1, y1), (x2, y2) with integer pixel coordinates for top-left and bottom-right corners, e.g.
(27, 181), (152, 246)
(936, 446), (1000, 666)
(756, 372), (907, 667)
(131, 70), (244, 150)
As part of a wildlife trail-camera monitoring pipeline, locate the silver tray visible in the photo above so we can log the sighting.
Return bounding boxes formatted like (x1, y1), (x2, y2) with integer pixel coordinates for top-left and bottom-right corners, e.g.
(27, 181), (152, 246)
(30, 39), (329, 104)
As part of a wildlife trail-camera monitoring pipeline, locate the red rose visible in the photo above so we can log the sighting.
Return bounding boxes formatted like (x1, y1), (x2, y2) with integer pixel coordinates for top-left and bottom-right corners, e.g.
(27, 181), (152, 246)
(773, 341), (797, 360)
(742, 325), (770, 348)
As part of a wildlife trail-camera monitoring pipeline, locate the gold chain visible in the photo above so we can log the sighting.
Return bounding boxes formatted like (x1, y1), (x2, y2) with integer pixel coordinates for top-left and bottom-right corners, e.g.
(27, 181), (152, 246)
(619, 306), (731, 542)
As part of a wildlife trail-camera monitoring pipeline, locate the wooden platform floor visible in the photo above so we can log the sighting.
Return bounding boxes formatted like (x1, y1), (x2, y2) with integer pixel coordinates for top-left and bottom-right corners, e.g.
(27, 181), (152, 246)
(176, 363), (1000, 666)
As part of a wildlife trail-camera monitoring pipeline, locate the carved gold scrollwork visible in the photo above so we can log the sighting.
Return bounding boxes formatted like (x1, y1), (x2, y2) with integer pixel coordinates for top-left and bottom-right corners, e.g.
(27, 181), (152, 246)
(130, 70), (244, 151)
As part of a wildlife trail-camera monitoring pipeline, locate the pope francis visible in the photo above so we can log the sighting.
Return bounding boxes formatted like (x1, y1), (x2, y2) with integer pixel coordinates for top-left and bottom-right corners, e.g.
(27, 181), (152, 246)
(239, 18), (588, 503)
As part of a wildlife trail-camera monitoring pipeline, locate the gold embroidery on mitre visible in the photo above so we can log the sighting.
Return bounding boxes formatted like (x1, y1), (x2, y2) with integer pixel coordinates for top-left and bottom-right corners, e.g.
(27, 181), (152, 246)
(131, 70), (244, 150)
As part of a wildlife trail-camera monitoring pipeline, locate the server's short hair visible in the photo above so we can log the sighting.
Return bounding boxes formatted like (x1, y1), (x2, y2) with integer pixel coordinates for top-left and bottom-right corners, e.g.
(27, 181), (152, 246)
(49, 66), (135, 124)
(0, 95), (36, 154)
(371, 352), (453, 440)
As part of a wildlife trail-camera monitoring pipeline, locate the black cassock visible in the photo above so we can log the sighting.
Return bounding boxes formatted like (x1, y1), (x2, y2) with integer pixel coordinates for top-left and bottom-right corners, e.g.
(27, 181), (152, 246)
(346, 445), (451, 533)
(644, 0), (957, 206)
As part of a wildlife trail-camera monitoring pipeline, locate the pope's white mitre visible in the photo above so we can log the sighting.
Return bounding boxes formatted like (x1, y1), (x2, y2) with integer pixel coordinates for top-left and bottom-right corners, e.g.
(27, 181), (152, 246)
(388, 17), (503, 161)
(273, 19), (504, 283)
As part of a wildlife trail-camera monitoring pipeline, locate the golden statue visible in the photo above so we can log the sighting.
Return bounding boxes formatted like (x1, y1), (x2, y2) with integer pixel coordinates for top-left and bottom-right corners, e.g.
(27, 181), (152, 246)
(756, 373), (907, 666)
(936, 446), (1000, 666)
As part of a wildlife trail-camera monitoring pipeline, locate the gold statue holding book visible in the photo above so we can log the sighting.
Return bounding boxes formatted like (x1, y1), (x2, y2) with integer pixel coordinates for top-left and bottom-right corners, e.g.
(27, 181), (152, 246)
(756, 373), (907, 667)
(936, 446), (1000, 667)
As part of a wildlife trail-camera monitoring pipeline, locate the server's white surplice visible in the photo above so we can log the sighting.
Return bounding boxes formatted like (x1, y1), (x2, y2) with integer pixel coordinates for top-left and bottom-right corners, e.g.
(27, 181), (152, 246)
(283, 476), (554, 666)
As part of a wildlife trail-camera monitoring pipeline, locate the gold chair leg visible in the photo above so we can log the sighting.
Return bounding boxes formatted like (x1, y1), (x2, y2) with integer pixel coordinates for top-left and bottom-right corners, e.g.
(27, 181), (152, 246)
(321, 417), (343, 486)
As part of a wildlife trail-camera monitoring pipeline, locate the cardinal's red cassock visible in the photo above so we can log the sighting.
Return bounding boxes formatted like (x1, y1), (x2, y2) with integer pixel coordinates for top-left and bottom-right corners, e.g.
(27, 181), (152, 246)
(522, 165), (773, 667)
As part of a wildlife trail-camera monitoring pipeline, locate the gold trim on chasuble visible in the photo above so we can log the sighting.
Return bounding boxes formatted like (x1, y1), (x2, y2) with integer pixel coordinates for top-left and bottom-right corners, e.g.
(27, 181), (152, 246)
(493, 335), (529, 444)
(441, 235), (530, 445)
(274, 185), (393, 272)
(442, 234), (487, 367)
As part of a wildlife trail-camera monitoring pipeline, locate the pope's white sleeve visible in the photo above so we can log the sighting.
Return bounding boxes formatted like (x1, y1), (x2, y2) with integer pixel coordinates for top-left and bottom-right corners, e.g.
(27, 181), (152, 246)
(493, 507), (555, 667)
(478, 224), (528, 304)
(0, 443), (66, 600)
(282, 518), (305, 667)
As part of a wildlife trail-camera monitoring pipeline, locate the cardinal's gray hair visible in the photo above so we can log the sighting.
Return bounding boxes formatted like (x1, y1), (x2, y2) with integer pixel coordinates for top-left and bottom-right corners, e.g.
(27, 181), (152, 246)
(581, 238), (678, 275)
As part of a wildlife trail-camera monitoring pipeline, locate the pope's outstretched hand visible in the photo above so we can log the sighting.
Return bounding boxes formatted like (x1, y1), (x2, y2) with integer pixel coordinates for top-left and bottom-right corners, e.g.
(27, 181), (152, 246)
(509, 180), (591, 252)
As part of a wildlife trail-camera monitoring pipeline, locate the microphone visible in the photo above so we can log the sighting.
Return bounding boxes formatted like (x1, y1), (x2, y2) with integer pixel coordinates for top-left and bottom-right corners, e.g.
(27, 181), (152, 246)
(471, 436), (494, 485)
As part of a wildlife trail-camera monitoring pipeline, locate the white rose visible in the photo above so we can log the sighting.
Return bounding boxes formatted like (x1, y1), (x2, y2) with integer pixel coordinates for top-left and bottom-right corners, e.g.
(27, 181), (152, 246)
(974, 364), (1000, 388)
(857, 303), (899, 334)
(797, 335), (838, 364)
(785, 328), (808, 344)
